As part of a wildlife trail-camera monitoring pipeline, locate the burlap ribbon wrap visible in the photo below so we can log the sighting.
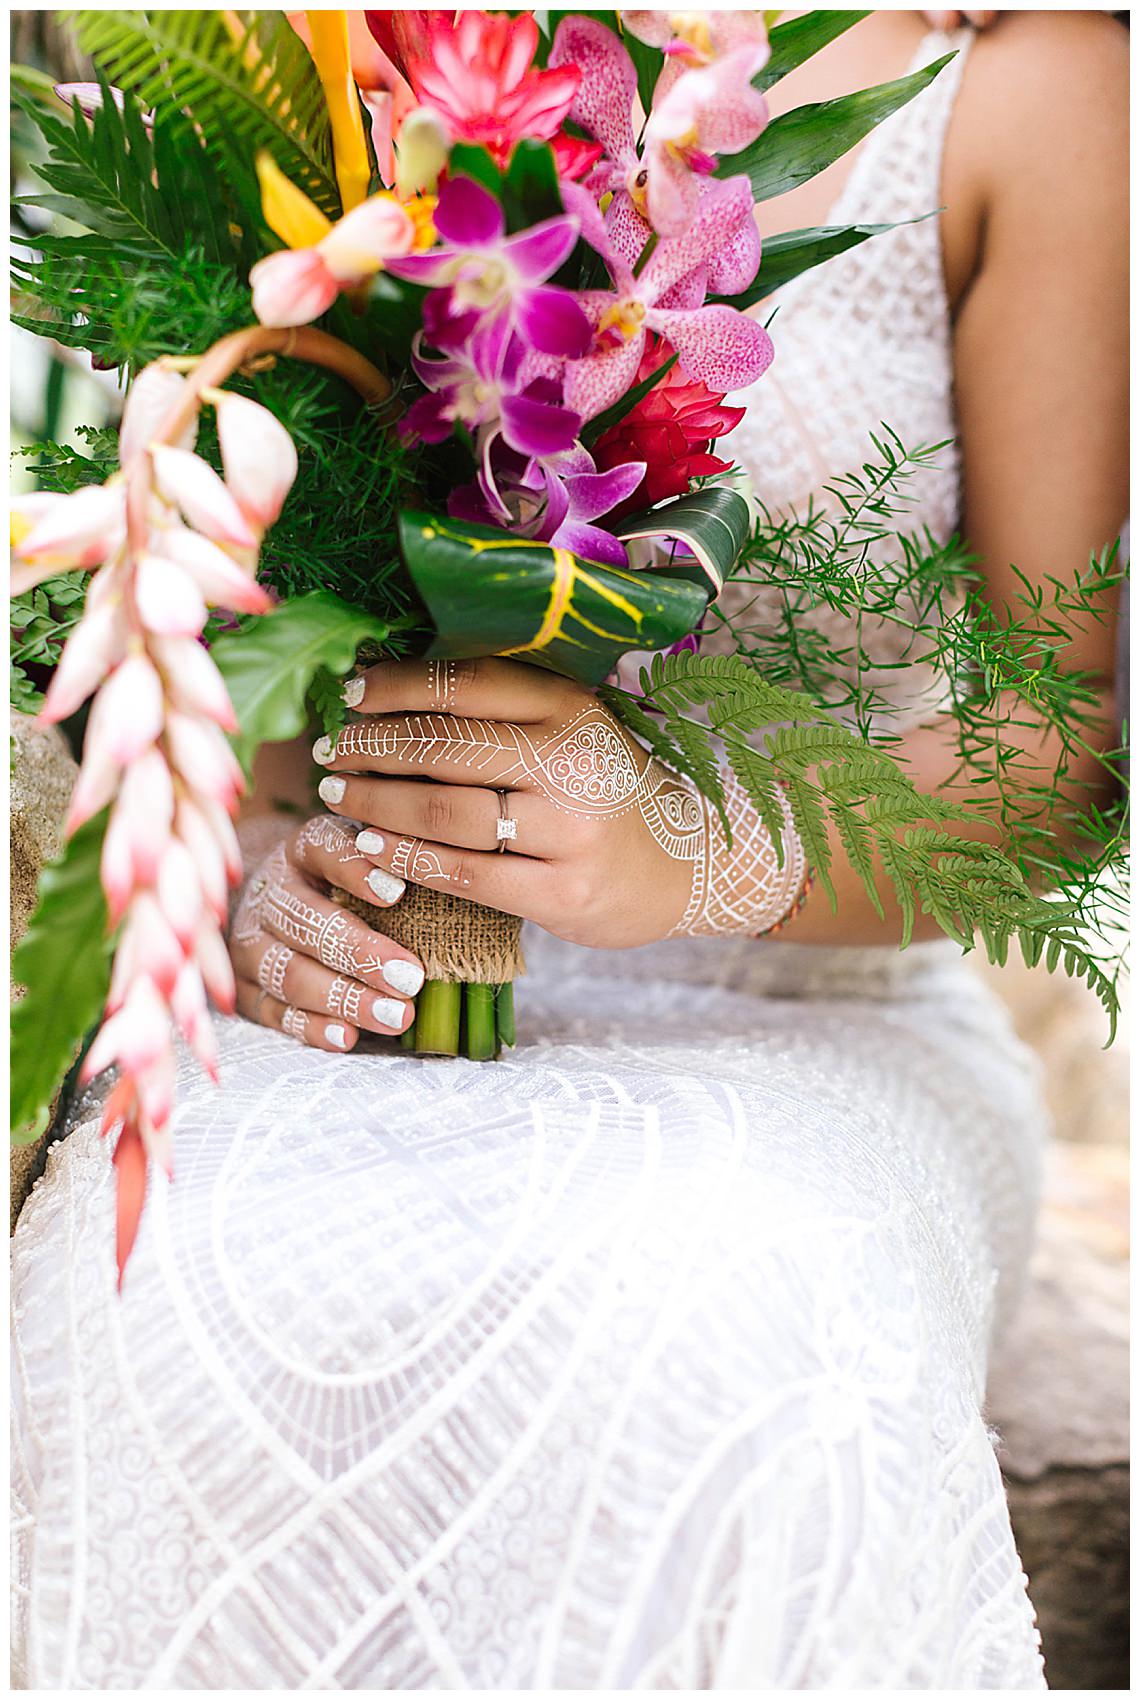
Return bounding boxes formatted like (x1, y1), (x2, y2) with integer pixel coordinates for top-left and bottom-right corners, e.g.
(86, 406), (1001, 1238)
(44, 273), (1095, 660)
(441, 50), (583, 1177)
(336, 883), (525, 984)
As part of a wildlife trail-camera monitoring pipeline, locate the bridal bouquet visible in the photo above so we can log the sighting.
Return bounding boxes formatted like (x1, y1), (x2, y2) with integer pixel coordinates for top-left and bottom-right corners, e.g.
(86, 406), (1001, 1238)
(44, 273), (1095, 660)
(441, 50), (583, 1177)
(11, 10), (1125, 1284)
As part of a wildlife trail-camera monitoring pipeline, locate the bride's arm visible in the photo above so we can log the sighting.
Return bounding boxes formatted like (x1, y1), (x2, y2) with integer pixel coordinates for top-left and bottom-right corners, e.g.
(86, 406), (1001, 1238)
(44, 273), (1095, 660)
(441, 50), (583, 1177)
(789, 9), (1127, 945)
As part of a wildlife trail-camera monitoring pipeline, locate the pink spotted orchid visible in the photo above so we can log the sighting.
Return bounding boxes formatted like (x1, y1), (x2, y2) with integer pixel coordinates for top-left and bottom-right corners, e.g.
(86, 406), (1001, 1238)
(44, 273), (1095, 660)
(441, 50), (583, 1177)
(549, 13), (770, 240)
(557, 176), (774, 420)
(11, 364), (293, 1286)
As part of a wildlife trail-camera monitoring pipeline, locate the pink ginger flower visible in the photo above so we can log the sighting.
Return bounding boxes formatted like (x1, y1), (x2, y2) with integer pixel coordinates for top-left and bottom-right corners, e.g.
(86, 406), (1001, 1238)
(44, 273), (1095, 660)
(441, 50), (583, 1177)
(10, 360), (294, 1289)
(558, 176), (774, 421)
(369, 10), (580, 169)
(550, 13), (769, 240)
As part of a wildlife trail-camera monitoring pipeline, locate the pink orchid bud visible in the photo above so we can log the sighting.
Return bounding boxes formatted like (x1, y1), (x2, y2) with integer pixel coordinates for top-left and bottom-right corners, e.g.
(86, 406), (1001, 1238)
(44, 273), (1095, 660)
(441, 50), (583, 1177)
(319, 193), (415, 284)
(174, 799), (229, 916)
(134, 553), (209, 637)
(151, 635), (237, 732)
(156, 836), (206, 947)
(15, 483), (125, 568)
(194, 917), (237, 1014)
(150, 446), (258, 549)
(136, 1049), (177, 1145)
(99, 1073), (137, 1138)
(122, 894), (186, 999)
(250, 247), (340, 329)
(65, 739), (123, 835)
(38, 598), (128, 725)
(171, 961), (219, 1079)
(81, 973), (170, 1082)
(212, 392), (298, 532)
(87, 654), (165, 766)
(196, 794), (243, 884)
(120, 364), (198, 466)
(156, 527), (274, 614)
(165, 712), (244, 808)
(100, 747), (174, 915)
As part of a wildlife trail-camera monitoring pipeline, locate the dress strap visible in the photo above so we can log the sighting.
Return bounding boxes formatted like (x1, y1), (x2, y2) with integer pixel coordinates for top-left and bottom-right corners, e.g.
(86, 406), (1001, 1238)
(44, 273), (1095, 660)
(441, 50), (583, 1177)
(827, 28), (975, 226)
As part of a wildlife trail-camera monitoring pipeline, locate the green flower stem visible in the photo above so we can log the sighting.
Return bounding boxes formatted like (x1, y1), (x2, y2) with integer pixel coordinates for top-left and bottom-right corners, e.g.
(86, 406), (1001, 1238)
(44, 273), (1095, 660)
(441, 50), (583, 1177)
(494, 981), (516, 1049)
(412, 979), (462, 1056)
(463, 983), (497, 1062)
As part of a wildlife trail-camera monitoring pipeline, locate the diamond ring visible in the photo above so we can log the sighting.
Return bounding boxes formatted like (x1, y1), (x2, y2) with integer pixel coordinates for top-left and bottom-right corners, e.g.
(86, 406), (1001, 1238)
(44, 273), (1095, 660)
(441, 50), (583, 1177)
(495, 790), (518, 851)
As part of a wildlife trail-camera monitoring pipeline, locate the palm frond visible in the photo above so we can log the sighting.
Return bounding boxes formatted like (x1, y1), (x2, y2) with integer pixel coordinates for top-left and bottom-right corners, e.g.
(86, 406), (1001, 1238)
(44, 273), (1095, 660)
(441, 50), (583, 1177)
(66, 9), (339, 216)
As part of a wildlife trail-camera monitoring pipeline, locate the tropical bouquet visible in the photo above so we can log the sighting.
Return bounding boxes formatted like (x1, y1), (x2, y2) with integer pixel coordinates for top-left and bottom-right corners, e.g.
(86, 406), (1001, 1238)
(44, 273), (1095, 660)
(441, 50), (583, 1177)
(10, 9), (1127, 1284)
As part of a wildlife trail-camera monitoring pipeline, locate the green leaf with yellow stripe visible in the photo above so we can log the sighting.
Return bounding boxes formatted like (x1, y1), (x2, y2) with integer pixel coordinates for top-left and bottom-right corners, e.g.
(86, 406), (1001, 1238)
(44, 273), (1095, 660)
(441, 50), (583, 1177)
(398, 511), (711, 686)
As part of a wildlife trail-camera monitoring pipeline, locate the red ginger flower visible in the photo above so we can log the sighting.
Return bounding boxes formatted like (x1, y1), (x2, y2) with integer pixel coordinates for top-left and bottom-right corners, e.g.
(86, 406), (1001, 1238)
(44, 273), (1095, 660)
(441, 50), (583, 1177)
(367, 10), (580, 168)
(591, 337), (746, 515)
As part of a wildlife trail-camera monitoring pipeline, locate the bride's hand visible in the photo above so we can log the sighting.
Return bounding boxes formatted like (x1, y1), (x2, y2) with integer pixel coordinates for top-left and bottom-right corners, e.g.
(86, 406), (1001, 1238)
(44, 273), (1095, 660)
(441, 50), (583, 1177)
(227, 816), (424, 1049)
(312, 658), (808, 949)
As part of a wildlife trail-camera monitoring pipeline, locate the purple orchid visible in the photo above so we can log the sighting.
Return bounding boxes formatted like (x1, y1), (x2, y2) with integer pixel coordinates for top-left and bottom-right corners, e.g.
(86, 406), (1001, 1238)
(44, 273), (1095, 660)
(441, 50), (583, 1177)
(558, 177), (774, 421)
(549, 14), (769, 240)
(451, 439), (646, 567)
(401, 317), (580, 462)
(385, 173), (591, 359)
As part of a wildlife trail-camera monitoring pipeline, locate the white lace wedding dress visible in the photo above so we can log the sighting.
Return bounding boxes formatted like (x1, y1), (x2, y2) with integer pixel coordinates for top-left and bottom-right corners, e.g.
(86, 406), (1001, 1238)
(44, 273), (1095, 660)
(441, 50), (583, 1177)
(11, 30), (1049, 1690)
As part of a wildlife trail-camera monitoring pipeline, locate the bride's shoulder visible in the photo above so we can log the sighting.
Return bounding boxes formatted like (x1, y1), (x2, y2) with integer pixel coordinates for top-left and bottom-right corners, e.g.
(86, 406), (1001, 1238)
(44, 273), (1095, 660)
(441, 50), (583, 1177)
(953, 9), (1127, 174)
(942, 10), (1125, 292)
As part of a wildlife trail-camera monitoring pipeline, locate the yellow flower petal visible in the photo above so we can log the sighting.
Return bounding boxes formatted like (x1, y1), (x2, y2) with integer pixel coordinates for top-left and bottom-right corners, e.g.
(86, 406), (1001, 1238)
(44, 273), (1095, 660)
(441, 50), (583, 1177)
(306, 9), (371, 214)
(256, 151), (331, 250)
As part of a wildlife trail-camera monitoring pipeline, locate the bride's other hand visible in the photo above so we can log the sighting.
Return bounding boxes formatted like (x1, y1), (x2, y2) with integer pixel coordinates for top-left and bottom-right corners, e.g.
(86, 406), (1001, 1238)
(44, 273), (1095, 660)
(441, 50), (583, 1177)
(312, 657), (806, 949)
(227, 816), (424, 1049)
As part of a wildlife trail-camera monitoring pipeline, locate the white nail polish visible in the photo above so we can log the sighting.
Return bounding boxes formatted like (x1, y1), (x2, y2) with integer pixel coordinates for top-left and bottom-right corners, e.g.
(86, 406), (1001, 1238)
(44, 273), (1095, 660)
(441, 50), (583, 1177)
(383, 959), (424, 996)
(356, 830), (385, 855)
(342, 676), (366, 708)
(319, 775), (346, 805)
(366, 867), (405, 902)
(325, 1023), (349, 1050)
(312, 735), (337, 766)
(372, 996), (406, 1030)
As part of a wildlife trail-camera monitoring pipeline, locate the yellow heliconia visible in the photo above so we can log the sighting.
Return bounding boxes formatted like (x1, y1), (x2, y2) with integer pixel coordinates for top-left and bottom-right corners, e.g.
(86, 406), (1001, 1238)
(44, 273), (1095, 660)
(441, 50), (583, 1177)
(255, 151), (331, 251)
(305, 9), (371, 214)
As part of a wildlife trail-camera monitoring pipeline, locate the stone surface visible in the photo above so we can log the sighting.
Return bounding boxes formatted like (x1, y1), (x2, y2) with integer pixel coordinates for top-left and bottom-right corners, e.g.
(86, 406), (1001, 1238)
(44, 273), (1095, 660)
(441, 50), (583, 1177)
(987, 1142), (1129, 1691)
(10, 713), (78, 1233)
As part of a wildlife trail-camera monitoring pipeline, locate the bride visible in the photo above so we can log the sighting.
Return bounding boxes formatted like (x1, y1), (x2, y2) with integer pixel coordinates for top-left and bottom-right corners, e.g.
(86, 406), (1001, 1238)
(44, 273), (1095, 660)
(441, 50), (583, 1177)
(11, 11), (1126, 1689)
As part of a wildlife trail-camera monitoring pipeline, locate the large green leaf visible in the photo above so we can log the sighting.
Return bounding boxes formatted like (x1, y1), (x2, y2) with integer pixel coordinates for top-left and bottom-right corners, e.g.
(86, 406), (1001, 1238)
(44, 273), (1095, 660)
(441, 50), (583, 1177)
(11, 811), (114, 1145)
(615, 488), (752, 595)
(720, 53), (955, 202)
(755, 12), (869, 94)
(399, 513), (709, 687)
(720, 217), (931, 306)
(211, 591), (391, 771)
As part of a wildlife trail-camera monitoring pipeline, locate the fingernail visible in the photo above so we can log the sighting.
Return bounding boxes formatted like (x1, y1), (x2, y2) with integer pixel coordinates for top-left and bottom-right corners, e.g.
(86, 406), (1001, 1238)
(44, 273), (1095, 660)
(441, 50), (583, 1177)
(325, 1023), (350, 1050)
(372, 996), (407, 1030)
(356, 830), (385, 855)
(342, 676), (366, 708)
(383, 959), (424, 996)
(319, 776), (346, 805)
(312, 735), (337, 766)
(367, 867), (405, 903)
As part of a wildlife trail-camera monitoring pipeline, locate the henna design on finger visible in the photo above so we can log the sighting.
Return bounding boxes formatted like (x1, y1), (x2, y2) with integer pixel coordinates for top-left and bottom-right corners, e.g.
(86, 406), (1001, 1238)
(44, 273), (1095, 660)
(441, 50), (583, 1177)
(326, 975), (365, 1023)
(426, 658), (459, 710)
(262, 862), (388, 978)
(389, 836), (464, 887)
(295, 814), (368, 869)
(257, 940), (294, 1000)
(281, 1006), (309, 1040)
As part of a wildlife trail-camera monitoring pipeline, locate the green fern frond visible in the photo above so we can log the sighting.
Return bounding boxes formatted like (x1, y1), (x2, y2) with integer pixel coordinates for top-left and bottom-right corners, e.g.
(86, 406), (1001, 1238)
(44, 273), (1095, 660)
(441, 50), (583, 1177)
(66, 9), (340, 217)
